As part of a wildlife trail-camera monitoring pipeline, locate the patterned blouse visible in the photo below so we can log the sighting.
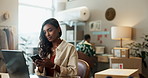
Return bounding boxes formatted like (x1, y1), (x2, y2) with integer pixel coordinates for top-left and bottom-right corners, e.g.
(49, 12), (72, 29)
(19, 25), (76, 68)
(76, 40), (96, 57)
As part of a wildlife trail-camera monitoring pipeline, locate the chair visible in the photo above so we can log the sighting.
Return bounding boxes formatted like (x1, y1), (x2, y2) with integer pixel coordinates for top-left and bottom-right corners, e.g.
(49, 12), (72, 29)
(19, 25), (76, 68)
(77, 51), (97, 68)
(77, 59), (90, 78)
(77, 51), (98, 77)
(139, 73), (147, 78)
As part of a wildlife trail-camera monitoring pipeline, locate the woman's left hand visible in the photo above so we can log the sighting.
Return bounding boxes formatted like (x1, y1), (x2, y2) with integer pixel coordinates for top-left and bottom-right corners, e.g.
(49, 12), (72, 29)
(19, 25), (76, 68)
(40, 58), (55, 68)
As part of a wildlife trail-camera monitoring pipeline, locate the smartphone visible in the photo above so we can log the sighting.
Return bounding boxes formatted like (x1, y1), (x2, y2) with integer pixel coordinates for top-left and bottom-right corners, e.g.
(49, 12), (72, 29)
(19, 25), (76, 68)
(30, 54), (42, 62)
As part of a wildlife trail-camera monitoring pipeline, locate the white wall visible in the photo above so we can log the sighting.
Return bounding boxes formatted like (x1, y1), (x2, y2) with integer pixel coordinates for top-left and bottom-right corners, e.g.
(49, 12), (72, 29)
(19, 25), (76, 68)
(0, 0), (147, 54)
(1, 0), (147, 52)
(0, 0), (18, 49)
(66, 0), (148, 53)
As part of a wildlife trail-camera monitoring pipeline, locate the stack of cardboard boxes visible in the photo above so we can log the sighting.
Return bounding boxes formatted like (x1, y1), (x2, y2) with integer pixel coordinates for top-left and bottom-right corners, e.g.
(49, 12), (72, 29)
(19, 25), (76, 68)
(110, 47), (142, 77)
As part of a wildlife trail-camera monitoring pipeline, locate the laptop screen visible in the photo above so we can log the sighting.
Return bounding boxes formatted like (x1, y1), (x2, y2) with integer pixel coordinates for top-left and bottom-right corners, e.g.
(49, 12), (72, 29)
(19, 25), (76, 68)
(0, 50), (30, 78)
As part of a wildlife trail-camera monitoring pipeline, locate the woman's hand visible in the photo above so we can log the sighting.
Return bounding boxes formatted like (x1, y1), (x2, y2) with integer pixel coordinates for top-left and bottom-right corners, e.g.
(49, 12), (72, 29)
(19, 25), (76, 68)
(42, 58), (55, 68)
(34, 58), (54, 68)
(34, 59), (43, 67)
(33, 59), (44, 73)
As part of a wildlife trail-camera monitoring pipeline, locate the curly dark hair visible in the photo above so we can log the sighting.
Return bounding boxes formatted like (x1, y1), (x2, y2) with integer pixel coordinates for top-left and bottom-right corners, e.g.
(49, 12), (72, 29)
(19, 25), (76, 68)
(39, 18), (62, 58)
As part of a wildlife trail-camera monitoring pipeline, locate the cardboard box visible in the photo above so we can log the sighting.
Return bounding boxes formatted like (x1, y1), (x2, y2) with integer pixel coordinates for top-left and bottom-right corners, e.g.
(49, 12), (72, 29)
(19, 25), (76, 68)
(113, 48), (129, 58)
(95, 69), (138, 78)
(109, 57), (142, 77)
(95, 46), (105, 54)
(97, 54), (113, 62)
(97, 56), (109, 62)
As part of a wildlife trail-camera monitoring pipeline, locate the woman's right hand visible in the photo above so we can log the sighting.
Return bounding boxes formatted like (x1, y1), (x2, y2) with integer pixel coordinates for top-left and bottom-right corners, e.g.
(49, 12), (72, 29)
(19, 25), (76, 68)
(34, 58), (54, 68)
(34, 59), (44, 67)
(34, 59), (44, 73)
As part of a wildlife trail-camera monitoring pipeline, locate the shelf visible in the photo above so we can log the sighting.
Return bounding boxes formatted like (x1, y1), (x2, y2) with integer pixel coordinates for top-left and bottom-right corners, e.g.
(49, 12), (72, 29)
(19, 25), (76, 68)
(60, 21), (85, 46)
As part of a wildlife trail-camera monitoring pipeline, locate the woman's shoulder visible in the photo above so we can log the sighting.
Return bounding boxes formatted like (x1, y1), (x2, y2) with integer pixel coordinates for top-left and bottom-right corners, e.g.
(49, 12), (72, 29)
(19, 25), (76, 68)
(58, 39), (75, 48)
(57, 40), (76, 53)
(62, 40), (75, 47)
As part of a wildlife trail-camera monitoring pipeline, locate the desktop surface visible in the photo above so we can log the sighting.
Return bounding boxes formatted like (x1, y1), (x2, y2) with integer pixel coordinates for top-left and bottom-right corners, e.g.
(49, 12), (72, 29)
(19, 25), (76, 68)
(0, 73), (80, 78)
(95, 69), (138, 78)
(0, 73), (50, 78)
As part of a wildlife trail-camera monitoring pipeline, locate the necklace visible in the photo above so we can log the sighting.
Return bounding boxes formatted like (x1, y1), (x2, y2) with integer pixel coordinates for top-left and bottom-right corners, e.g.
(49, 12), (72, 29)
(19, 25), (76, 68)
(51, 46), (57, 56)
(51, 38), (62, 56)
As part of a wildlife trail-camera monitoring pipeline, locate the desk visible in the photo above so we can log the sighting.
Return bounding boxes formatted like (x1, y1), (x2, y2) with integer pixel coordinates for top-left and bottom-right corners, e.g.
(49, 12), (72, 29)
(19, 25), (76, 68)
(0, 74), (50, 78)
(97, 54), (113, 62)
(0, 73), (9, 78)
(95, 69), (138, 78)
(96, 54), (113, 72)
(0, 73), (80, 78)
(110, 57), (142, 74)
(30, 75), (80, 78)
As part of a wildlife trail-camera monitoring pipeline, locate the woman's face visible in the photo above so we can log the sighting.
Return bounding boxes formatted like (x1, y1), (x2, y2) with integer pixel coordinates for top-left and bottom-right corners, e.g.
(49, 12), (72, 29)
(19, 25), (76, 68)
(43, 24), (60, 42)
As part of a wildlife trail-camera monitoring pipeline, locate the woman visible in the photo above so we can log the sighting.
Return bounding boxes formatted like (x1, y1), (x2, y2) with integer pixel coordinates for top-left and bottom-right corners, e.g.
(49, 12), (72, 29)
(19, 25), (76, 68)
(34, 18), (78, 77)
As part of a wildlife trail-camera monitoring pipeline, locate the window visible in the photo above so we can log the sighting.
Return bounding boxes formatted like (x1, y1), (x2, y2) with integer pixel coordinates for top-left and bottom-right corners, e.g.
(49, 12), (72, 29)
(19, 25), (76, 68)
(18, 0), (53, 50)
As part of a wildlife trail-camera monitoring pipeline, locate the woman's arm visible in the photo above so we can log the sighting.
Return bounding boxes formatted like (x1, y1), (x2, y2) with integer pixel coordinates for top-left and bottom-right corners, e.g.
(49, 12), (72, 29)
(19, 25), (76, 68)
(53, 64), (60, 73)
(38, 66), (44, 73)
(59, 45), (78, 75)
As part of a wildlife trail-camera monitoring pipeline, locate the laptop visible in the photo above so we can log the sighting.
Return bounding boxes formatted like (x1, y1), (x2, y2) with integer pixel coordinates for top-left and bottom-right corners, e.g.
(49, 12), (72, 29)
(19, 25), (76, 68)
(0, 50), (49, 78)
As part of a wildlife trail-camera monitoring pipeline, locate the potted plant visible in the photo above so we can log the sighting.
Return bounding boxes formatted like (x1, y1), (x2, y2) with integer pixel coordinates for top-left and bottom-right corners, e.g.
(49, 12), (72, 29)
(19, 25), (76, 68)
(126, 34), (148, 68)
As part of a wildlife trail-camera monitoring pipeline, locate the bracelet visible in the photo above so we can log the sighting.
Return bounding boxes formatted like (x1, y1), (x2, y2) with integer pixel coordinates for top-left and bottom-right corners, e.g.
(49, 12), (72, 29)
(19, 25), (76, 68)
(51, 64), (56, 69)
